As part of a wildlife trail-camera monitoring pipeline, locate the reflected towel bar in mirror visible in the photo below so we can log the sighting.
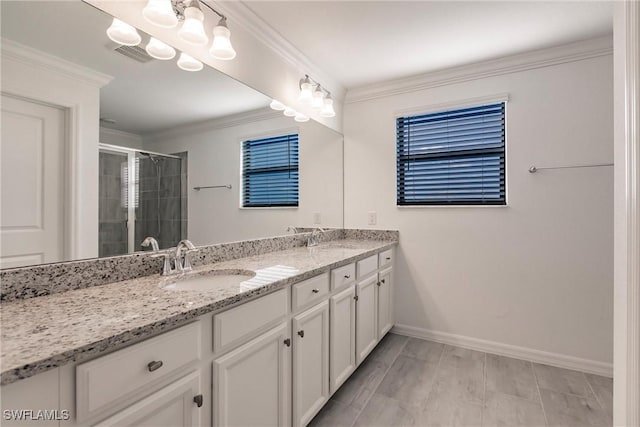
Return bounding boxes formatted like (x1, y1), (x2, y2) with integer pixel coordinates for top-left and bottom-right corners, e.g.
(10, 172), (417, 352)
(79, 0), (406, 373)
(528, 163), (613, 173)
(193, 185), (232, 190)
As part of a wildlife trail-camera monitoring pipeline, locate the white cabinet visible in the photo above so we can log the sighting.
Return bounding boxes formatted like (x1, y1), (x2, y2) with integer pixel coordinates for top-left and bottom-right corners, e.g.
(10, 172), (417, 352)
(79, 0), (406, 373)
(329, 285), (356, 394)
(94, 372), (202, 427)
(355, 274), (379, 364)
(377, 267), (394, 338)
(213, 322), (291, 427)
(292, 301), (330, 427)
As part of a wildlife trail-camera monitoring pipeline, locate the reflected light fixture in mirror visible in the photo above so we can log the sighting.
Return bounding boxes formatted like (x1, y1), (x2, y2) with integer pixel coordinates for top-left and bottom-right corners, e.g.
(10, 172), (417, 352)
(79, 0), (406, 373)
(270, 100), (286, 111)
(283, 106), (297, 117)
(177, 52), (204, 71)
(106, 18), (141, 46)
(146, 37), (177, 60)
(294, 112), (309, 122)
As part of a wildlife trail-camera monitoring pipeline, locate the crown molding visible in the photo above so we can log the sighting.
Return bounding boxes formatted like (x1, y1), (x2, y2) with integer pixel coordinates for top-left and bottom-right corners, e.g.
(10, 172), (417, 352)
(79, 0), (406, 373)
(144, 107), (283, 142)
(1, 38), (113, 88)
(345, 36), (613, 104)
(210, 1), (346, 102)
(99, 127), (144, 143)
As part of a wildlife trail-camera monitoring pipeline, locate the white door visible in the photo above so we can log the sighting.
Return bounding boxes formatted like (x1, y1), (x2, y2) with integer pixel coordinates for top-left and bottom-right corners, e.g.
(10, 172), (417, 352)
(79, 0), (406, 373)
(94, 371), (202, 427)
(330, 285), (356, 394)
(0, 94), (66, 268)
(213, 322), (291, 427)
(377, 267), (394, 339)
(293, 300), (329, 427)
(356, 274), (378, 365)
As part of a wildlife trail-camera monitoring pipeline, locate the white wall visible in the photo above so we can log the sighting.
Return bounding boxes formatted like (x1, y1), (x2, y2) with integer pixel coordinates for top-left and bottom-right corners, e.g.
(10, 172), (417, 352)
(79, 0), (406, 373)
(147, 115), (343, 245)
(344, 55), (614, 367)
(99, 127), (143, 150)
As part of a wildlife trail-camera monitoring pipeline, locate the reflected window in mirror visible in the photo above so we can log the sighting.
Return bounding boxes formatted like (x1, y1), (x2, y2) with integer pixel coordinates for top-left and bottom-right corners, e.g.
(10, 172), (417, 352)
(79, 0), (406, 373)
(241, 134), (299, 208)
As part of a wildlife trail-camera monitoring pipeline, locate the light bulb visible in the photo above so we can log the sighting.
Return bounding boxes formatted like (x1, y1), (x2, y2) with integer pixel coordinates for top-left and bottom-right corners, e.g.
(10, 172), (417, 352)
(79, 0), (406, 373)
(270, 100), (286, 111)
(294, 112), (309, 122)
(298, 76), (313, 104)
(312, 85), (325, 109)
(106, 18), (141, 46)
(320, 96), (336, 118)
(142, 0), (178, 28)
(177, 53), (203, 72)
(210, 18), (236, 60)
(283, 107), (296, 117)
(145, 37), (176, 60)
(178, 7), (208, 46)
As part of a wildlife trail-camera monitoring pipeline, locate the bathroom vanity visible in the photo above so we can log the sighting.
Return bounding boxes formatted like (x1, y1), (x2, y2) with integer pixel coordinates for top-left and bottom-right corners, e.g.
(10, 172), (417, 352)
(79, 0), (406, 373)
(0, 232), (397, 427)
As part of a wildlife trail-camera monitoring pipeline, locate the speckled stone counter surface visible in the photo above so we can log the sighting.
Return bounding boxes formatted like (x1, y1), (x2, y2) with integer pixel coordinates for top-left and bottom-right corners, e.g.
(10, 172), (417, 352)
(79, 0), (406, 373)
(0, 237), (397, 385)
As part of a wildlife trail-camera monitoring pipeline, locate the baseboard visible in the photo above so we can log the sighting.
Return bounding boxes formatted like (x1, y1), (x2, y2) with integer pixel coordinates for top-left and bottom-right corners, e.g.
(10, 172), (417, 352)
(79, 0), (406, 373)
(391, 324), (613, 378)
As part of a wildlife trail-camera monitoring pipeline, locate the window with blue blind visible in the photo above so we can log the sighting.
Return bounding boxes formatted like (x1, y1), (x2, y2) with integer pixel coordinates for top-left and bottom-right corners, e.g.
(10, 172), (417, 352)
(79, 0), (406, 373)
(396, 102), (506, 206)
(242, 133), (299, 207)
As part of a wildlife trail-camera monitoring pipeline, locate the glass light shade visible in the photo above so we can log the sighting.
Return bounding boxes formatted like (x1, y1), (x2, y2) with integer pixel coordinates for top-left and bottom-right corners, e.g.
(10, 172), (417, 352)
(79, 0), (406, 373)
(320, 97), (336, 118)
(294, 113), (309, 122)
(106, 18), (141, 46)
(311, 86), (325, 109)
(298, 79), (313, 104)
(142, 0), (178, 28)
(177, 53), (203, 72)
(270, 100), (286, 111)
(210, 20), (236, 60)
(178, 7), (208, 46)
(283, 107), (297, 117)
(145, 37), (176, 60)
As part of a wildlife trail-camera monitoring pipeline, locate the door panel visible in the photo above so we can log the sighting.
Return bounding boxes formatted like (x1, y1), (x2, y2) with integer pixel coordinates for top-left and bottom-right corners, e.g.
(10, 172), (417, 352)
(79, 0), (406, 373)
(330, 285), (356, 394)
(377, 267), (394, 338)
(356, 274), (378, 365)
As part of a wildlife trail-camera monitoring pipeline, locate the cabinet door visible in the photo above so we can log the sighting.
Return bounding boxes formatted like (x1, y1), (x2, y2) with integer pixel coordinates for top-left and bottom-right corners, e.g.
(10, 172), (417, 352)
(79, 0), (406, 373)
(330, 285), (356, 394)
(213, 322), (291, 427)
(293, 300), (329, 427)
(94, 371), (201, 427)
(377, 267), (394, 338)
(356, 274), (378, 365)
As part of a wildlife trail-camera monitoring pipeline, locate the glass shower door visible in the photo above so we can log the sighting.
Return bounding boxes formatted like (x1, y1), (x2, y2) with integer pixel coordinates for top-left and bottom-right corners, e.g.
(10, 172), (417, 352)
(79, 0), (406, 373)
(98, 150), (130, 257)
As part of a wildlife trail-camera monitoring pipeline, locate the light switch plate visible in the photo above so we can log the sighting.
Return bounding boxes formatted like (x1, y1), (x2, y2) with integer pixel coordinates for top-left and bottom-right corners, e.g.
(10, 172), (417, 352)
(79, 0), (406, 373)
(367, 211), (377, 225)
(313, 212), (321, 224)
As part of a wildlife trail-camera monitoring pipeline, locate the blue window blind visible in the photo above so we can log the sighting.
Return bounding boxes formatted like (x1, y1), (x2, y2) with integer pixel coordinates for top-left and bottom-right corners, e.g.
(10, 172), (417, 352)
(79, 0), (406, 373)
(242, 134), (299, 207)
(396, 102), (506, 205)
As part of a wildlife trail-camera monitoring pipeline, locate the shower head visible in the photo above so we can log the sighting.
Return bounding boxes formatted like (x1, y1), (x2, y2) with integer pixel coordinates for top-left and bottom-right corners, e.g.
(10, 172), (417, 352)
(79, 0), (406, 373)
(140, 151), (160, 164)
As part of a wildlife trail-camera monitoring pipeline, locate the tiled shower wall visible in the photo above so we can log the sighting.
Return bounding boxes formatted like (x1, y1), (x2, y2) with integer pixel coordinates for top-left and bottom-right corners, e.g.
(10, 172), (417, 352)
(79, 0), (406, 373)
(98, 152), (128, 257)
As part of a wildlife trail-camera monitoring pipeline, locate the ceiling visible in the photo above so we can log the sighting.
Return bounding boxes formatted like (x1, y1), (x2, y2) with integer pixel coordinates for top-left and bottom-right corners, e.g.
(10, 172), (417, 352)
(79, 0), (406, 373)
(0, 1), (270, 136)
(244, 1), (614, 89)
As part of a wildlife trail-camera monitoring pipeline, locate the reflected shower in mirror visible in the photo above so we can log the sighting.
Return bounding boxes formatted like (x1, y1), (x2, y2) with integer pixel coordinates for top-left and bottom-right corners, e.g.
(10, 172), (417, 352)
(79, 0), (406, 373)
(0, 1), (343, 267)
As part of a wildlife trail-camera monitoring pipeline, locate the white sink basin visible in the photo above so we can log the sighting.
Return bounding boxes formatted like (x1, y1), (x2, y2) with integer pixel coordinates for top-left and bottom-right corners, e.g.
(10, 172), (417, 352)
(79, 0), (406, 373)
(161, 269), (256, 291)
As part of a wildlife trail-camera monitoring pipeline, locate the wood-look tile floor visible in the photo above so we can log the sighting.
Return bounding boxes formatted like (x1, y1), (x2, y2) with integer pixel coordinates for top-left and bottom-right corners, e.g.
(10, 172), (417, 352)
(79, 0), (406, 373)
(309, 334), (613, 427)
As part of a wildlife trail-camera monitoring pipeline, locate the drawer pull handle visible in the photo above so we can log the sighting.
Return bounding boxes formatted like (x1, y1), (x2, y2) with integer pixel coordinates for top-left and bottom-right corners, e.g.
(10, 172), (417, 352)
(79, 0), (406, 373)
(193, 394), (203, 408)
(344, 274), (351, 279)
(147, 360), (163, 372)
(312, 288), (320, 294)
(386, 257), (391, 260)
(284, 338), (291, 347)
(298, 330), (305, 338)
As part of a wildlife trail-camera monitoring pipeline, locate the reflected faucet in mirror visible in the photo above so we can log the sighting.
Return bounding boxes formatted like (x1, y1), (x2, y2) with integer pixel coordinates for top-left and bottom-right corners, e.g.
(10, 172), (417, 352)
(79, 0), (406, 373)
(141, 237), (160, 252)
(307, 228), (326, 247)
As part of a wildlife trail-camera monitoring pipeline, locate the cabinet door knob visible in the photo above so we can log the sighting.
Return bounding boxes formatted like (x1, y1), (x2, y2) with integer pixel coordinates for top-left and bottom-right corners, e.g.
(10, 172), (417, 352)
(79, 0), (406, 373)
(344, 274), (351, 279)
(298, 330), (305, 338)
(147, 360), (163, 372)
(381, 279), (386, 284)
(354, 295), (359, 301)
(284, 338), (291, 347)
(193, 394), (203, 408)
(376, 281), (381, 287)
(312, 288), (320, 294)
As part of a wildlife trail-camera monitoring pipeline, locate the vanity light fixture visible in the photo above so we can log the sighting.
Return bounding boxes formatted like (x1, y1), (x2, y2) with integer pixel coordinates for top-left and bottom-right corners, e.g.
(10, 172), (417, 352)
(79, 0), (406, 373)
(320, 94), (336, 118)
(298, 75), (314, 104)
(177, 52), (204, 71)
(145, 37), (176, 60)
(178, 4), (208, 46)
(311, 85), (325, 109)
(106, 18), (142, 46)
(270, 100), (286, 111)
(210, 17), (236, 60)
(143, 0), (179, 28)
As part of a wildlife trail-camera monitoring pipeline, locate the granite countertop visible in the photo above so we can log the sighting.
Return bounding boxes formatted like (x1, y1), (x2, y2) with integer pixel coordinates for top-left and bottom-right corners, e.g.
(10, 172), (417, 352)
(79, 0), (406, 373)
(0, 239), (396, 385)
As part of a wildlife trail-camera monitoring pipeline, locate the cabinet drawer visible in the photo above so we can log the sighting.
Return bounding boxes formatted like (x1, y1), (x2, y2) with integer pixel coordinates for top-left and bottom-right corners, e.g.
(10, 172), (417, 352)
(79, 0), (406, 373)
(356, 255), (378, 279)
(378, 249), (393, 267)
(292, 272), (330, 312)
(331, 263), (355, 290)
(214, 288), (289, 353)
(76, 322), (201, 422)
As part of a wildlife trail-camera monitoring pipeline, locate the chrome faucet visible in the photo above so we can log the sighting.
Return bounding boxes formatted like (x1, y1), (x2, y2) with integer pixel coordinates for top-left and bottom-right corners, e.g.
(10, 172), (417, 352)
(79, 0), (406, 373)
(287, 226), (299, 234)
(152, 239), (199, 276)
(141, 236), (159, 251)
(307, 227), (326, 247)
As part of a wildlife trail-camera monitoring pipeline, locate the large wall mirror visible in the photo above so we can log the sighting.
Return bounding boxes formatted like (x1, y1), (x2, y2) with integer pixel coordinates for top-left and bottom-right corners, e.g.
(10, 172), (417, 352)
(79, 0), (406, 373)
(0, 1), (343, 268)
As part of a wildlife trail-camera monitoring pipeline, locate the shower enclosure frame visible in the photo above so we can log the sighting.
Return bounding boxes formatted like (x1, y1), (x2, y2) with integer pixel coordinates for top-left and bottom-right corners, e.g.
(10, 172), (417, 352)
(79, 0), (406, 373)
(98, 143), (181, 254)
